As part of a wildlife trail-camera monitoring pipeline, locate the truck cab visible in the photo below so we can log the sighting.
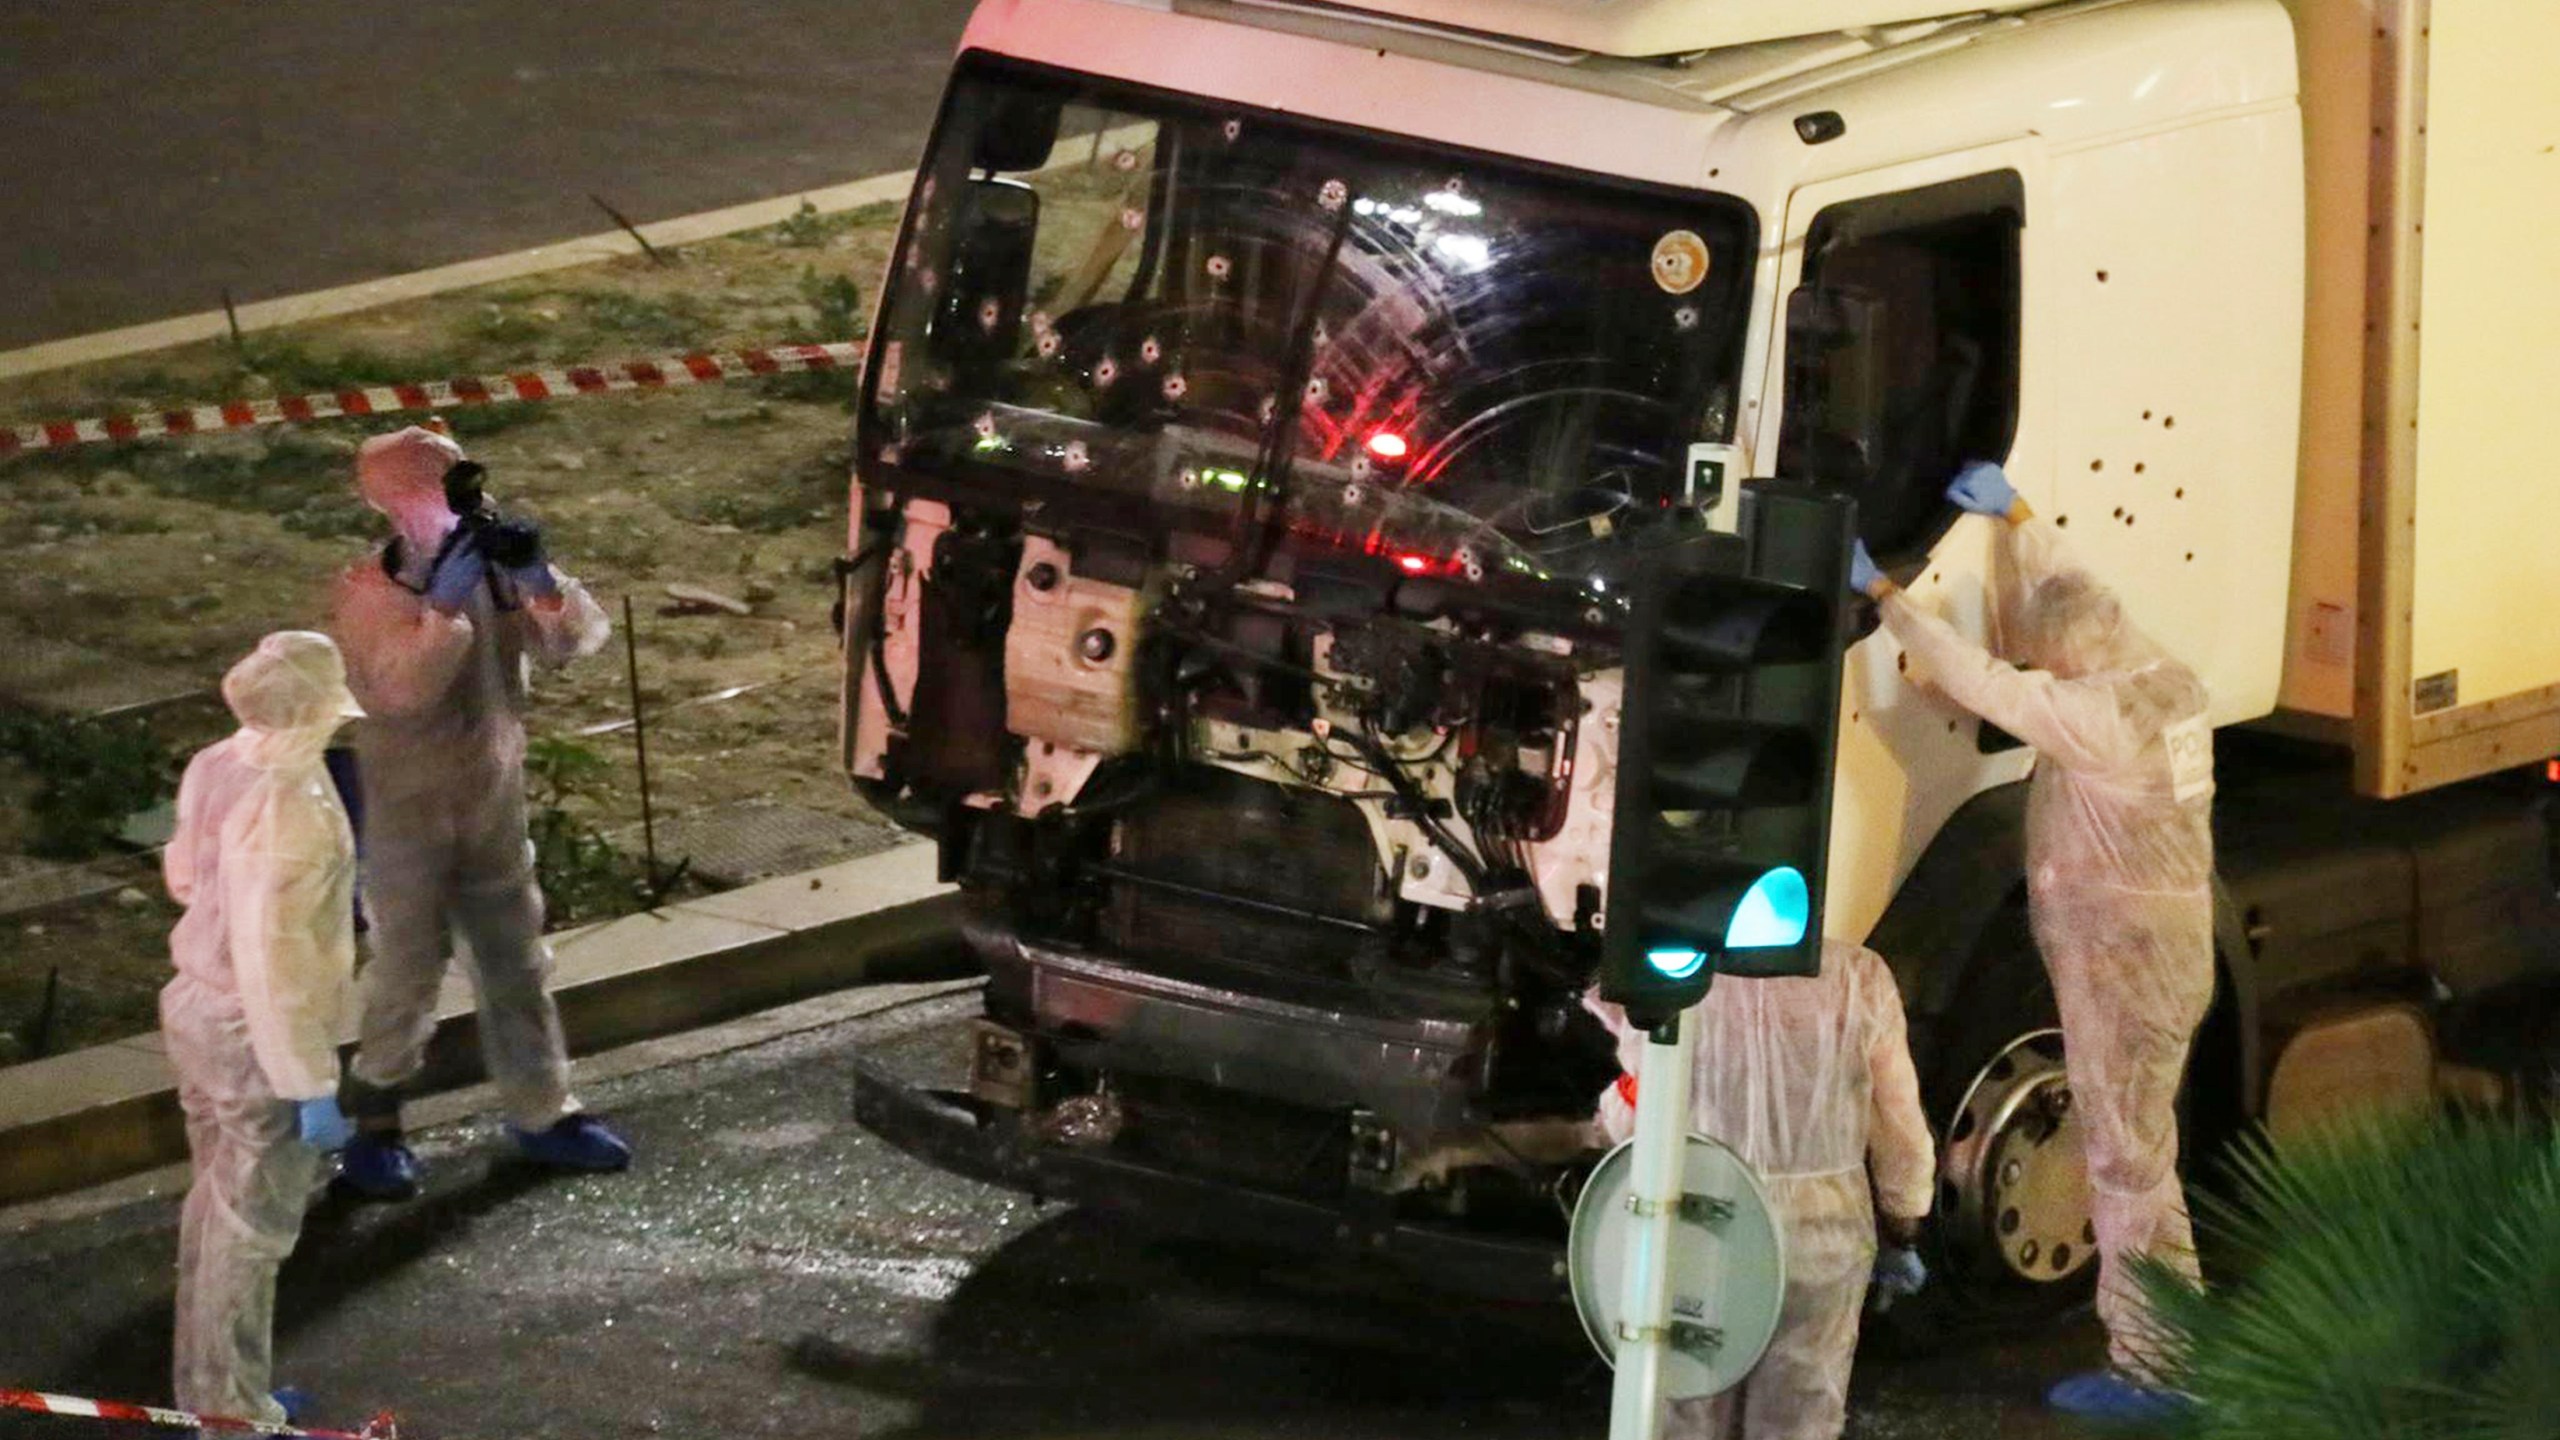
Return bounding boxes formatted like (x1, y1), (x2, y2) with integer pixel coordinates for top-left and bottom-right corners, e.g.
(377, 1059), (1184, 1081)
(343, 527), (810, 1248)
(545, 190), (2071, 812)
(838, 0), (2560, 1310)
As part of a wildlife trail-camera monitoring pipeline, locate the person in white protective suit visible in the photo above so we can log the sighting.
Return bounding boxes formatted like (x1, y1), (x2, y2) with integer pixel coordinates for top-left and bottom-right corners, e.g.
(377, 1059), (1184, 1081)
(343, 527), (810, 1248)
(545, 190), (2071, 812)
(1853, 460), (2215, 1424)
(162, 632), (365, 1427)
(1589, 939), (1936, 1440)
(328, 425), (630, 1199)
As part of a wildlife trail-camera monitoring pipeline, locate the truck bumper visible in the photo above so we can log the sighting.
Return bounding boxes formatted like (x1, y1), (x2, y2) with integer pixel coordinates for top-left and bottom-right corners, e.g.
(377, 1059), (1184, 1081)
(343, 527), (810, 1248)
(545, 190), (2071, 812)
(849, 1056), (1573, 1304)
(975, 924), (1496, 1141)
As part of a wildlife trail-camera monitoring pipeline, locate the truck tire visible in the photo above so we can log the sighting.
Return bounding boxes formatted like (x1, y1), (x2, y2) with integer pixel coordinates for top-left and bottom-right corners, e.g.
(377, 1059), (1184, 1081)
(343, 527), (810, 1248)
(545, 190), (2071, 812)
(1879, 899), (2101, 1346)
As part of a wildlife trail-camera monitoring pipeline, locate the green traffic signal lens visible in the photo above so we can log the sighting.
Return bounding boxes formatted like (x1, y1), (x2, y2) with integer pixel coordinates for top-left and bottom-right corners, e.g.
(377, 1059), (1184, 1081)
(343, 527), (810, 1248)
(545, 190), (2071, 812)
(1724, 866), (1810, 949)
(1645, 946), (1708, 980)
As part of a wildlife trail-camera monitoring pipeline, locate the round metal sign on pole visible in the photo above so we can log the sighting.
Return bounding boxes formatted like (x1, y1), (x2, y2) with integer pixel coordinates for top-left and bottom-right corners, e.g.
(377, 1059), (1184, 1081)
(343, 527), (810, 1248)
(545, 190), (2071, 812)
(1568, 1132), (1788, 1402)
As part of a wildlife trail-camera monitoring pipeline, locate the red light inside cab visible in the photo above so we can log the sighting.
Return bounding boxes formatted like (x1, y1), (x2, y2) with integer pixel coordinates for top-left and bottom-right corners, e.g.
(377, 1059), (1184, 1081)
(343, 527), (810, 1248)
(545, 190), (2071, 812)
(1365, 430), (1411, 462)
(2546, 758), (2560, 783)
(1395, 553), (1431, 575)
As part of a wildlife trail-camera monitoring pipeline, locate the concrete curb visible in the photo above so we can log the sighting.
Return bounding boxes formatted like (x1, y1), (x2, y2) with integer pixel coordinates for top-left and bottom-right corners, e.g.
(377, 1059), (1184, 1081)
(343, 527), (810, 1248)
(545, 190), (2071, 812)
(0, 840), (965, 1207)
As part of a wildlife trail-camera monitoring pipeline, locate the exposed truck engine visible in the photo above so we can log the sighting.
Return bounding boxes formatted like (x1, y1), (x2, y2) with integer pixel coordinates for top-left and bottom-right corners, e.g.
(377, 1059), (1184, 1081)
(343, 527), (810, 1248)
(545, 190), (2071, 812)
(834, 61), (1786, 1282)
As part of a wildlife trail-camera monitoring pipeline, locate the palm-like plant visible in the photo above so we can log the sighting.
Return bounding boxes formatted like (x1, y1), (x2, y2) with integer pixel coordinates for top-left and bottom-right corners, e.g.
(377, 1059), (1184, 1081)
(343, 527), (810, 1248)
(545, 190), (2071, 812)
(2136, 1112), (2560, 1440)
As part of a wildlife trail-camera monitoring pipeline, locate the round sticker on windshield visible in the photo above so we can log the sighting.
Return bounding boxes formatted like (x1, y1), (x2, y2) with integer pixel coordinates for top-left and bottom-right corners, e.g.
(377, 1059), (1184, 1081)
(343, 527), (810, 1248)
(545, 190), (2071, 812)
(1651, 231), (1711, 295)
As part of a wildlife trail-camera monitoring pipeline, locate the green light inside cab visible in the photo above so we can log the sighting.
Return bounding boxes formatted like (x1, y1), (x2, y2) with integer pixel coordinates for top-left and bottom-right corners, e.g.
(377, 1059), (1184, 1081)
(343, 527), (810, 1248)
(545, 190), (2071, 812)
(1725, 866), (1810, 949)
(1202, 467), (1251, 492)
(1645, 946), (1707, 980)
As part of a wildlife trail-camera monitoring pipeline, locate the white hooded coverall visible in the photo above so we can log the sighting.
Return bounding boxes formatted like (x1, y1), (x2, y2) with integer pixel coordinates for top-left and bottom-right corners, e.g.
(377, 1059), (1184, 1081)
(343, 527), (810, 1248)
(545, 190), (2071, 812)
(330, 427), (610, 1130)
(1876, 515), (2215, 1377)
(1592, 939), (1936, 1440)
(162, 632), (363, 1424)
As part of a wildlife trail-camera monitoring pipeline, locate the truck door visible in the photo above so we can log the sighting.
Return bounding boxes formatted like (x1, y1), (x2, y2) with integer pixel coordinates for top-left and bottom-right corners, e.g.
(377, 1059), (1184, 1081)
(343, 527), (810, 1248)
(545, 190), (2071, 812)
(1755, 155), (2030, 570)
(1753, 147), (2042, 953)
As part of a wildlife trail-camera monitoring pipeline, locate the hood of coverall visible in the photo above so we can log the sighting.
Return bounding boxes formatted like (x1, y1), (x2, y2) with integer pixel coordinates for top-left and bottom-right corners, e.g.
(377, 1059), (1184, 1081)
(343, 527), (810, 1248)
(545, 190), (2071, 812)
(221, 631), (364, 766)
(356, 425), (469, 552)
(2020, 570), (2159, 679)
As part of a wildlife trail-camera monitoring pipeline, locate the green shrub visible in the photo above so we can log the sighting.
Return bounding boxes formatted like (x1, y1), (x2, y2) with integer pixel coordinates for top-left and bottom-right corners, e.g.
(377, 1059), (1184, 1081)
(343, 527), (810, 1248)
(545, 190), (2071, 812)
(772, 199), (834, 249)
(0, 710), (175, 860)
(2139, 1111), (2560, 1440)
(523, 734), (659, 924)
(785, 269), (864, 344)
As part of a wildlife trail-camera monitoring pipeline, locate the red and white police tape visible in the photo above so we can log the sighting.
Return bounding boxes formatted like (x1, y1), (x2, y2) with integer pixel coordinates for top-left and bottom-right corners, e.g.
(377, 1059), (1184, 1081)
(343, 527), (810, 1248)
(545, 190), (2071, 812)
(1, 1386), (398, 1438)
(0, 341), (864, 459)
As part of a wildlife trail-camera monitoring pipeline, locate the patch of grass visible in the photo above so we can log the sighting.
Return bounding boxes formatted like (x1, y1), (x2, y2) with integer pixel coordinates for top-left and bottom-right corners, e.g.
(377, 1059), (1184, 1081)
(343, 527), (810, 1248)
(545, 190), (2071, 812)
(577, 291), (715, 352)
(129, 427), (348, 516)
(468, 302), (550, 350)
(683, 447), (846, 534)
(0, 709), (175, 860)
(697, 402), (776, 429)
(234, 335), (473, 394)
(278, 499), (378, 540)
(11, 440), (159, 480)
(685, 490), (817, 534)
(756, 365), (864, 408)
(1, 496), (174, 543)
(751, 199), (900, 250)
(442, 400), (553, 439)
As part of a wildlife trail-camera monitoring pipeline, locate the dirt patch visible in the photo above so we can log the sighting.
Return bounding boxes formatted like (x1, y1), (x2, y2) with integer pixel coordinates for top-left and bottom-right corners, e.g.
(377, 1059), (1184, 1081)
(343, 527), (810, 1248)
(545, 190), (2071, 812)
(0, 200), (914, 1056)
(0, 887), (177, 1062)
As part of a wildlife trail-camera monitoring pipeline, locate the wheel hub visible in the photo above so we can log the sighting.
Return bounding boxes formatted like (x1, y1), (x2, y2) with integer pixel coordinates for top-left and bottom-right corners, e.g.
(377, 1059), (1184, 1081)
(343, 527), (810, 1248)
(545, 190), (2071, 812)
(1940, 1029), (2096, 1285)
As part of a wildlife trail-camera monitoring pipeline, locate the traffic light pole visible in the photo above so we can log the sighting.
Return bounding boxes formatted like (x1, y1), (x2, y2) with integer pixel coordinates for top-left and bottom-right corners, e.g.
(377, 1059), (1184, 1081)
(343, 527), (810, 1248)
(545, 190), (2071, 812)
(1607, 1006), (1700, 1440)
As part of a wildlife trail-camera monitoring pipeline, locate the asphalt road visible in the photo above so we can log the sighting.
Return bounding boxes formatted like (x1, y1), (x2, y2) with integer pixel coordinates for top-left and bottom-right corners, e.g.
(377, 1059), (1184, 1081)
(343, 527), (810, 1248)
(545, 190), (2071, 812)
(0, 1), (979, 350)
(0, 989), (2101, 1440)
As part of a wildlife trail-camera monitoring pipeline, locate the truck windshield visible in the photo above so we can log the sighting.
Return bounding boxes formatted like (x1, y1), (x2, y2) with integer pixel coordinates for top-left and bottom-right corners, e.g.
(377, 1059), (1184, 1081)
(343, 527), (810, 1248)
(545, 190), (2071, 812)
(862, 56), (1754, 579)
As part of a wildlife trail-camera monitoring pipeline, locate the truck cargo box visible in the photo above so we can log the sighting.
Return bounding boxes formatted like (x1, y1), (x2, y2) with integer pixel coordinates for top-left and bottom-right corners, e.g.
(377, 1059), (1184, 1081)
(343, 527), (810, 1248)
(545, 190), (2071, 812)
(2279, 0), (2560, 796)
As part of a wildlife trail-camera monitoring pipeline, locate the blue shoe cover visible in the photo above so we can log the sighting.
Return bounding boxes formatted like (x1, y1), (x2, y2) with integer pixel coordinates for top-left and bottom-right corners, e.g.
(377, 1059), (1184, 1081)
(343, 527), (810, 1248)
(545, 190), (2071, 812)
(509, 1113), (633, 1172)
(270, 1386), (312, 1426)
(2046, 1370), (2192, 1425)
(335, 1133), (421, 1201)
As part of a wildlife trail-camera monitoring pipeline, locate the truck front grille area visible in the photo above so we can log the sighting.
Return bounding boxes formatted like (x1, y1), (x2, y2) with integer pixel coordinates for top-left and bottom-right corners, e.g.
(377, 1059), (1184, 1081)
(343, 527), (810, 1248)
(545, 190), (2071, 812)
(1100, 766), (1393, 973)
(1106, 1071), (1351, 1202)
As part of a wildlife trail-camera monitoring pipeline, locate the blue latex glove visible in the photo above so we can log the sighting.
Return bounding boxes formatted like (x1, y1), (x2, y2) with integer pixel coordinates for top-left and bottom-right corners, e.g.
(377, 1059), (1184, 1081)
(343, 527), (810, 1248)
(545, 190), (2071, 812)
(1849, 539), (1882, 596)
(1946, 461), (2020, 518)
(1872, 1245), (1928, 1304)
(506, 562), (560, 601)
(423, 536), (487, 612)
(296, 1096), (355, 1150)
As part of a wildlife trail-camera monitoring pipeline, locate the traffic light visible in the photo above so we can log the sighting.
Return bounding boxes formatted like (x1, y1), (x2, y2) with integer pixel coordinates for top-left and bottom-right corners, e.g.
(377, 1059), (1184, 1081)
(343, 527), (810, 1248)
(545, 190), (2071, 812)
(1599, 481), (1857, 1027)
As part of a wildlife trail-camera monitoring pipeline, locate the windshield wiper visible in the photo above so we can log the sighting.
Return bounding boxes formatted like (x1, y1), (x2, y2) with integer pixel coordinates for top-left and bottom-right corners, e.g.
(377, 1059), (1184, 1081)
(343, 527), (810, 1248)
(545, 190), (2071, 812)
(1189, 195), (1358, 598)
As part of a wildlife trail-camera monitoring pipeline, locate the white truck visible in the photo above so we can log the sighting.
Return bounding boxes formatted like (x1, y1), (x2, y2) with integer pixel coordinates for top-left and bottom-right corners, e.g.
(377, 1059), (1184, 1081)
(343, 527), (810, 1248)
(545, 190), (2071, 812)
(836, 0), (2560, 1319)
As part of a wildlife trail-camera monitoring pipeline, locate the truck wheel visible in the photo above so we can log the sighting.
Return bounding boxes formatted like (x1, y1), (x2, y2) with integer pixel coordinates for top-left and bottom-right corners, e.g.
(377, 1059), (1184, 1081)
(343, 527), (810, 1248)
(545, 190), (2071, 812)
(1898, 902), (2100, 1339)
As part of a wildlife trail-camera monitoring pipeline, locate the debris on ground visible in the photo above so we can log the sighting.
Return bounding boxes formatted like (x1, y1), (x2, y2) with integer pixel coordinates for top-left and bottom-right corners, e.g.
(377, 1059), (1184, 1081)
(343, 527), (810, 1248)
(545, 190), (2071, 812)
(665, 583), (754, 617)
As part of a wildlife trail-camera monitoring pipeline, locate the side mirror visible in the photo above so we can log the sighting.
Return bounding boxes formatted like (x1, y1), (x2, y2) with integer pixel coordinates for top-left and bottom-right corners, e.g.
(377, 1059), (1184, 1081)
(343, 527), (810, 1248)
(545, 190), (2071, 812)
(1775, 284), (1887, 492)
(931, 177), (1040, 371)
(973, 91), (1065, 173)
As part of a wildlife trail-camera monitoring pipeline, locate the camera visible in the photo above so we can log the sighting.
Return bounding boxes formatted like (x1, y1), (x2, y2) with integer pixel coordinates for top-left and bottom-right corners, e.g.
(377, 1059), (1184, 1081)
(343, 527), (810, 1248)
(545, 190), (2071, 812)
(440, 460), (544, 570)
